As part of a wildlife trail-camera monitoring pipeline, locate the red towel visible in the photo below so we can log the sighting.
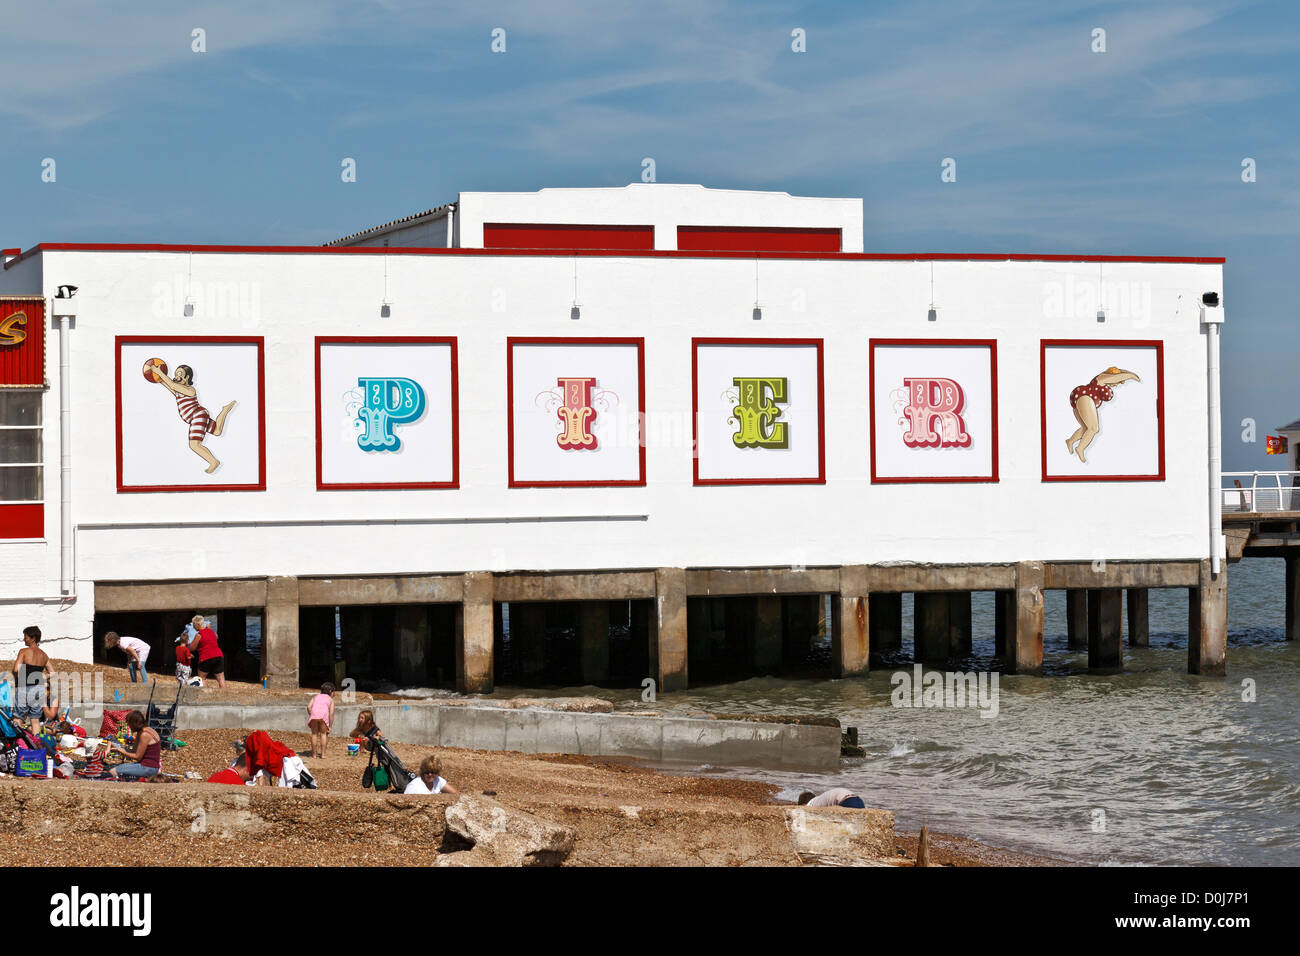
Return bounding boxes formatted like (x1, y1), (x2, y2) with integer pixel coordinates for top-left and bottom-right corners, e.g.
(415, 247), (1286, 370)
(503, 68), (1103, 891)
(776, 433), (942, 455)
(242, 731), (295, 779)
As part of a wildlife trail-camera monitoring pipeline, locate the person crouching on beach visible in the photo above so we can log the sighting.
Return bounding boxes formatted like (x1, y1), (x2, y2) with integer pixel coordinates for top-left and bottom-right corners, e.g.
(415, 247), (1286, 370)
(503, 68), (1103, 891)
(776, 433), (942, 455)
(798, 787), (866, 809)
(307, 682), (336, 758)
(104, 632), (150, 683)
(109, 710), (162, 781)
(403, 754), (459, 795)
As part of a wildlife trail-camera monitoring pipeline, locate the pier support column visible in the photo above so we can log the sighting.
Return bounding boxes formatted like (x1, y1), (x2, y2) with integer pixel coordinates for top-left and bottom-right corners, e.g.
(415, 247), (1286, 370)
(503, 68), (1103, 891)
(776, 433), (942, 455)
(511, 603), (548, 684)
(654, 568), (688, 693)
(1067, 591), (1088, 649)
(395, 605), (429, 686)
(832, 597), (869, 678)
(753, 596), (783, 674)
(1007, 562), (1044, 676)
(1286, 556), (1299, 642)
(456, 572), (494, 693)
(947, 591), (973, 657)
(578, 601), (610, 684)
(783, 594), (819, 662)
(869, 593), (903, 654)
(1126, 588), (1149, 647)
(1188, 559), (1227, 676)
(914, 592), (950, 664)
(1087, 588), (1123, 672)
(994, 590), (1013, 658)
(264, 575), (300, 686)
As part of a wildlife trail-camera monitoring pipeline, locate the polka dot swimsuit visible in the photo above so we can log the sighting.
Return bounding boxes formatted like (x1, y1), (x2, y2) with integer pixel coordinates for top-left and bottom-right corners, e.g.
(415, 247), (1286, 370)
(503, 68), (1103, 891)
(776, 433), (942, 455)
(1070, 377), (1113, 408)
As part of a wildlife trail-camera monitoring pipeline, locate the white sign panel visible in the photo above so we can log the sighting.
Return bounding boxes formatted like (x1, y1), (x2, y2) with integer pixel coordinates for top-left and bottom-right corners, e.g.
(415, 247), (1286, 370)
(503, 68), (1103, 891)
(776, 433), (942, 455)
(508, 338), (645, 487)
(1042, 340), (1164, 481)
(316, 338), (458, 489)
(117, 337), (264, 492)
(870, 340), (998, 483)
(693, 339), (824, 485)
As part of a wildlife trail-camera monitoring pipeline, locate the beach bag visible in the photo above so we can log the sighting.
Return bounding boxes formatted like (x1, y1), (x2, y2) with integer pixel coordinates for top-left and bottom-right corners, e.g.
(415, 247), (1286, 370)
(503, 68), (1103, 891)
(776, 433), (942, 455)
(372, 764), (390, 790)
(15, 748), (47, 777)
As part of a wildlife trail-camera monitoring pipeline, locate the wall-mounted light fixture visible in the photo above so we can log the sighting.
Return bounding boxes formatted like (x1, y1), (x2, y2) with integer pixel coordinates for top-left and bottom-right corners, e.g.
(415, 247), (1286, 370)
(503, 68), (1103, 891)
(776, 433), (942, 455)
(380, 301), (391, 318)
(752, 257), (762, 320)
(571, 255), (581, 320)
(927, 262), (937, 321)
(1096, 263), (1106, 322)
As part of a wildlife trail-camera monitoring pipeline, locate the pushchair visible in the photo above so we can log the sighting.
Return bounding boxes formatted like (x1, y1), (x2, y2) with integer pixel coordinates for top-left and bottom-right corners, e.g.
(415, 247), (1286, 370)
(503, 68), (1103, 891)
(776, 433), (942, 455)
(0, 705), (44, 774)
(362, 729), (415, 793)
(145, 680), (184, 751)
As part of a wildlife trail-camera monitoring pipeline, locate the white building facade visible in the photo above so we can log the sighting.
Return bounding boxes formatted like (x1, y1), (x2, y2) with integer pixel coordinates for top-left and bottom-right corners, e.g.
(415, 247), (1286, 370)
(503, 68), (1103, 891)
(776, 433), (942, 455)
(0, 185), (1227, 687)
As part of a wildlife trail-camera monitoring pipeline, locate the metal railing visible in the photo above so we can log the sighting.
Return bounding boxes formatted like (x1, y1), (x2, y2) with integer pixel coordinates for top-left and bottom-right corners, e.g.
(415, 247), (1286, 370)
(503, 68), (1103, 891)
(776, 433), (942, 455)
(1222, 471), (1300, 513)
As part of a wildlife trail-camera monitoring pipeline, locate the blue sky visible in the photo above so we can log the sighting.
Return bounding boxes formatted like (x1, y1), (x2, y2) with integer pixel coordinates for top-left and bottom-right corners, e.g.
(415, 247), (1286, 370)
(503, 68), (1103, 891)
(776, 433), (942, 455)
(1, 0), (1297, 469)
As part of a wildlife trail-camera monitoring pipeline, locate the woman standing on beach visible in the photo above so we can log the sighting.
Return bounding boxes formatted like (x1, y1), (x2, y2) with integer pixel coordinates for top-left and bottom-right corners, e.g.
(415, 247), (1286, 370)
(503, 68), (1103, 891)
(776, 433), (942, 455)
(307, 682), (335, 759)
(109, 711), (162, 781)
(12, 625), (49, 734)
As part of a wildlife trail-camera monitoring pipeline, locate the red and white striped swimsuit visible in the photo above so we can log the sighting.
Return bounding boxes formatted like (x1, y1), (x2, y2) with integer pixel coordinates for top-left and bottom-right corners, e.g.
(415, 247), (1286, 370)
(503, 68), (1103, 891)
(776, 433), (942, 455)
(175, 392), (214, 441)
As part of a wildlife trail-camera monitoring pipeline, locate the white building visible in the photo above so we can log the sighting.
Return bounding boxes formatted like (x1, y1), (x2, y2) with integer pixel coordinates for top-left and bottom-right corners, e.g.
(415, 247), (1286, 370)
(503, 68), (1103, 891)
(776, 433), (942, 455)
(0, 184), (1228, 689)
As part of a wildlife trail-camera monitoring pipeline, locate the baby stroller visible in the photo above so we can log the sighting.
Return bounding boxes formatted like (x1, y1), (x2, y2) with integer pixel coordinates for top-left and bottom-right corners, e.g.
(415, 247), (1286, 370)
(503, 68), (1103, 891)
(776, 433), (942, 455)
(361, 729), (415, 793)
(145, 680), (184, 751)
(0, 705), (44, 775)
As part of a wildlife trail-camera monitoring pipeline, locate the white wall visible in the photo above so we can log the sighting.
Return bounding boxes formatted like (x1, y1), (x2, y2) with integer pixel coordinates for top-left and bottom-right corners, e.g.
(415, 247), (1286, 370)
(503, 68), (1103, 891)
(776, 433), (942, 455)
(457, 184), (865, 251)
(2, 246), (1221, 657)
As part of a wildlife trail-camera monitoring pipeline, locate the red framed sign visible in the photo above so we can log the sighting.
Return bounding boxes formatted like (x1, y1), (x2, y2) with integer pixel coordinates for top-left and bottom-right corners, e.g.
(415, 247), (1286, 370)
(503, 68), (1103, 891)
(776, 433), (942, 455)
(692, 337), (826, 486)
(0, 296), (45, 387)
(1040, 339), (1165, 482)
(115, 336), (266, 492)
(507, 337), (646, 488)
(314, 336), (460, 491)
(869, 339), (999, 483)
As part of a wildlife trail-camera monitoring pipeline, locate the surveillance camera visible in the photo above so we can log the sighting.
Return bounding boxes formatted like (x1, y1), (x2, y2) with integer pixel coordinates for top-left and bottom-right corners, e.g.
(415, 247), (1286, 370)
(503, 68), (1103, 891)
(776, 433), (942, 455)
(1202, 292), (1220, 307)
(55, 285), (78, 298)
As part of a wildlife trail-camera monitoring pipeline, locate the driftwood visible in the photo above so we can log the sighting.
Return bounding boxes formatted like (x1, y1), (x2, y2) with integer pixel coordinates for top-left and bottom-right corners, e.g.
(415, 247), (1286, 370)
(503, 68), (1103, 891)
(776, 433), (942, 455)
(916, 825), (931, 867)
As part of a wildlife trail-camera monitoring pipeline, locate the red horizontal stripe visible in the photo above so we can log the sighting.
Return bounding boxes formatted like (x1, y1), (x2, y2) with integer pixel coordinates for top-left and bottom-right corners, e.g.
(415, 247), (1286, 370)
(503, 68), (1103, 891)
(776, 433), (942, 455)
(4, 242), (1227, 266)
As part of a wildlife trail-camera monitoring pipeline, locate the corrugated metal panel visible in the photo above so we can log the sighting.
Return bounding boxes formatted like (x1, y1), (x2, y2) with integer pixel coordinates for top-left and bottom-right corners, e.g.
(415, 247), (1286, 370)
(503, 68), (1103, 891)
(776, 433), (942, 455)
(0, 296), (45, 387)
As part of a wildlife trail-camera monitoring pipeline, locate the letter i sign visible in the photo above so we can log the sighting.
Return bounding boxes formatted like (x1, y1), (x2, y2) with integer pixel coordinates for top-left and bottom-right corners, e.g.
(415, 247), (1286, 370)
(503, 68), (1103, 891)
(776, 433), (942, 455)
(556, 377), (598, 449)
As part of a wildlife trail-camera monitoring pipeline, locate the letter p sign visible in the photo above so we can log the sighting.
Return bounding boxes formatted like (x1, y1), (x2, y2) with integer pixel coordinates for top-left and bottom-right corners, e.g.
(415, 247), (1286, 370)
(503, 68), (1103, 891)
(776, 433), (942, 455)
(356, 377), (426, 452)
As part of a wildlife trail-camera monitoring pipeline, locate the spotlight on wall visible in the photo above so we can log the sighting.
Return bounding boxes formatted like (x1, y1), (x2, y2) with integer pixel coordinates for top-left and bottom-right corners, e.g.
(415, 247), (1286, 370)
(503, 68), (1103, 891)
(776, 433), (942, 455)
(380, 301), (391, 318)
(927, 307), (937, 322)
(1202, 292), (1220, 308)
(1096, 308), (1105, 323)
(570, 305), (580, 321)
(752, 306), (762, 321)
(184, 298), (195, 317)
(55, 285), (78, 298)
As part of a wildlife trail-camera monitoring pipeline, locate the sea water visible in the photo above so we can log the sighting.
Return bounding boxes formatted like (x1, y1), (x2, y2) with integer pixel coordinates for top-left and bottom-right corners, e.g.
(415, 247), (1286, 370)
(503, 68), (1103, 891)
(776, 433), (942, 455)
(431, 557), (1298, 865)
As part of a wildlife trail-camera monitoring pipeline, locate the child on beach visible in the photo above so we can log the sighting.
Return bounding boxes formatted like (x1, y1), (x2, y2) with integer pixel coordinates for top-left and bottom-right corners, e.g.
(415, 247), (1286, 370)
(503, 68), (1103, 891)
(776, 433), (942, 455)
(174, 634), (193, 684)
(307, 682), (335, 758)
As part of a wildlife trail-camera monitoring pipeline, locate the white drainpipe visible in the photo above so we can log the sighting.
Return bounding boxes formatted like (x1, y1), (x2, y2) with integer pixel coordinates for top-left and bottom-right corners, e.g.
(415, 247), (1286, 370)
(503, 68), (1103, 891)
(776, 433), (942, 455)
(1203, 299), (1225, 574)
(446, 204), (456, 247)
(53, 301), (75, 596)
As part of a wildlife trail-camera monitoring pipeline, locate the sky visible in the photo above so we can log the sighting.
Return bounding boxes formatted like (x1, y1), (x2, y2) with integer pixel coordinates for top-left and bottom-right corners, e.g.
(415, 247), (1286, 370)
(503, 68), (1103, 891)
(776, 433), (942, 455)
(1, 0), (1296, 470)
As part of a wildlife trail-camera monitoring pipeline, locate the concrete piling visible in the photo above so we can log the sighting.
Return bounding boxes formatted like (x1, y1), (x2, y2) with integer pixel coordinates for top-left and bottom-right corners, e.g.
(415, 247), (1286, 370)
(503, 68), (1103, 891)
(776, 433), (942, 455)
(1126, 588), (1149, 647)
(913, 592), (949, 664)
(869, 593), (903, 654)
(1087, 588), (1123, 672)
(1066, 590), (1088, 649)
(1007, 562), (1044, 675)
(994, 590), (1013, 658)
(265, 575), (301, 686)
(457, 572), (494, 693)
(947, 591), (972, 657)
(753, 596), (783, 674)
(1188, 559), (1228, 676)
(655, 568), (688, 693)
(1286, 556), (1299, 642)
(578, 601), (611, 684)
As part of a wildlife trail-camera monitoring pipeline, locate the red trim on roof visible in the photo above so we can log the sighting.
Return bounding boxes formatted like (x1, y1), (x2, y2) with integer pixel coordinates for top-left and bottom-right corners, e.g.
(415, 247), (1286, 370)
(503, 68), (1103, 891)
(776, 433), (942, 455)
(2, 248), (20, 257)
(3, 242), (1227, 268)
